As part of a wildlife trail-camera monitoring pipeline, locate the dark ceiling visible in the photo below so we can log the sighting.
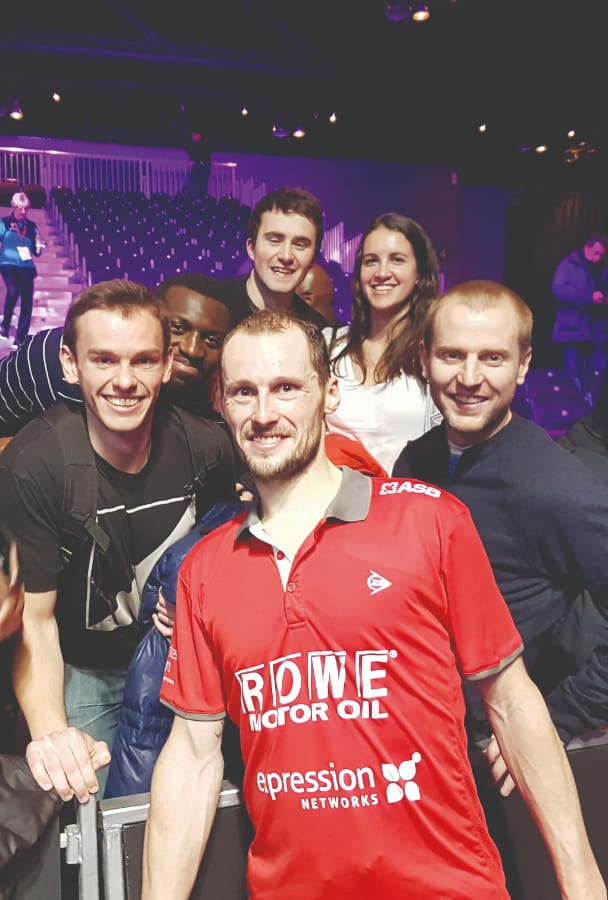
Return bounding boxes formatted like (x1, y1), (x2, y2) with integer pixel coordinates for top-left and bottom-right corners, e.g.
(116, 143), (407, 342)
(1, 0), (606, 187)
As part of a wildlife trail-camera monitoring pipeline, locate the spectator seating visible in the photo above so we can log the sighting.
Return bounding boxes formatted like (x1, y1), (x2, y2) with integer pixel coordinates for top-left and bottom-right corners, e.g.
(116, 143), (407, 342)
(50, 188), (253, 287)
(579, 368), (606, 408)
(521, 367), (603, 439)
(527, 381), (586, 408)
(525, 368), (579, 393)
(532, 399), (590, 440)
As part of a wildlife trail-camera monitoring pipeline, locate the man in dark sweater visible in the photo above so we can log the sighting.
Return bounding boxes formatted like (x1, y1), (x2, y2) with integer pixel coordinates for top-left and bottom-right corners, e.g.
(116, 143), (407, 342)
(393, 280), (608, 750)
(217, 186), (328, 329)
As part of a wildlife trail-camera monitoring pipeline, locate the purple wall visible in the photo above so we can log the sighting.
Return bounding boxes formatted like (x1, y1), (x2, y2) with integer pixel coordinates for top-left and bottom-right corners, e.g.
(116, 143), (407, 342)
(214, 151), (507, 287)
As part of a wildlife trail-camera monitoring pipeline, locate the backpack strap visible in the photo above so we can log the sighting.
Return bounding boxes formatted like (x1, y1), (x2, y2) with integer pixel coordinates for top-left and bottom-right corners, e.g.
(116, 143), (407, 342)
(171, 405), (237, 516)
(38, 402), (110, 565)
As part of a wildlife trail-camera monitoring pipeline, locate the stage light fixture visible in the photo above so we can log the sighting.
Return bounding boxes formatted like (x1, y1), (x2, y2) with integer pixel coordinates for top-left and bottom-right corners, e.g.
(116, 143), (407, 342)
(412, 3), (430, 21)
(9, 98), (23, 120)
(292, 126), (306, 139)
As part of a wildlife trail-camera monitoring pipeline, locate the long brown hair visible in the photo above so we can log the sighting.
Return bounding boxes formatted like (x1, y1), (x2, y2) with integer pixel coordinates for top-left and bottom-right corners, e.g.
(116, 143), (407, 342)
(331, 213), (439, 382)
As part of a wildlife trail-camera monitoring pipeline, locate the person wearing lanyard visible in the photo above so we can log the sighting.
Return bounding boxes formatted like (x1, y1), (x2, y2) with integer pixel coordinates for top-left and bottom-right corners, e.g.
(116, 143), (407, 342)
(0, 191), (45, 349)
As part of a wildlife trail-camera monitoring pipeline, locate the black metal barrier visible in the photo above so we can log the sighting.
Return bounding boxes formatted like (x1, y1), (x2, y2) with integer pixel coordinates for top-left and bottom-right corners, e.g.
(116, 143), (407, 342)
(96, 781), (252, 900)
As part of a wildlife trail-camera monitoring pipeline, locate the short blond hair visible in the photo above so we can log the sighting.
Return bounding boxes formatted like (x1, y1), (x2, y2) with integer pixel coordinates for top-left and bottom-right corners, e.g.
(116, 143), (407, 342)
(423, 280), (533, 355)
(221, 309), (330, 388)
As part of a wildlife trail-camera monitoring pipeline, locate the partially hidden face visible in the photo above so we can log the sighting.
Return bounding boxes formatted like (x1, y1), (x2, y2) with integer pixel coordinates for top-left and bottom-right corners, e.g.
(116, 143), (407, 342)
(295, 264), (336, 323)
(60, 308), (172, 449)
(359, 226), (418, 319)
(164, 285), (231, 396)
(221, 327), (339, 482)
(420, 298), (531, 448)
(246, 209), (317, 296)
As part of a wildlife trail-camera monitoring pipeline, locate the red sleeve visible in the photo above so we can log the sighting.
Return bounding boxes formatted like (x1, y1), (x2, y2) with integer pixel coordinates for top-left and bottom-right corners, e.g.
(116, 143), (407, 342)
(160, 547), (226, 719)
(443, 506), (523, 680)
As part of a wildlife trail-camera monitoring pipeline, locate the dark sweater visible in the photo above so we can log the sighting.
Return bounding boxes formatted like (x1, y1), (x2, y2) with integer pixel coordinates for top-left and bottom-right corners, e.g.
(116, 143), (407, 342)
(393, 414), (608, 743)
(217, 274), (328, 329)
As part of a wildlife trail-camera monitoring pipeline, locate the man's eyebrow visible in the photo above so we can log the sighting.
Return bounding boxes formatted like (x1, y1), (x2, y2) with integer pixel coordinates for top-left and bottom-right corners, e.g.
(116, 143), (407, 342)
(434, 343), (512, 355)
(263, 230), (312, 243)
(88, 346), (162, 357)
(224, 378), (254, 389)
(87, 346), (117, 356)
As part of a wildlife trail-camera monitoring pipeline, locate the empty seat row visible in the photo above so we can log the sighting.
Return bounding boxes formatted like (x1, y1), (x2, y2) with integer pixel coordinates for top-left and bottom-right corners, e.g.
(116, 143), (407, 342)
(514, 368), (605, 439)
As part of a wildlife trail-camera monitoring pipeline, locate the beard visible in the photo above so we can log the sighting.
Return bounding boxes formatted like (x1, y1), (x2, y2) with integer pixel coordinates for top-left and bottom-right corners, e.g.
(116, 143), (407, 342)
(242, 414), (324, 484)
(441, 397), (512, 446)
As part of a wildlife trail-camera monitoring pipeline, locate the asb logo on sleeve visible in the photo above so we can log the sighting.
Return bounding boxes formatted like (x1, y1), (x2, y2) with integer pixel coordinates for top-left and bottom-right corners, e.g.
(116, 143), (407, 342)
(379, 480), (441, 498)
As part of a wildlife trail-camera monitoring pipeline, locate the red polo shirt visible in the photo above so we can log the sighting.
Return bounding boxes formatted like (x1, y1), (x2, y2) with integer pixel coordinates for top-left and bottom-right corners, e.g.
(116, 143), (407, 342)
(162, 468), (522, 899)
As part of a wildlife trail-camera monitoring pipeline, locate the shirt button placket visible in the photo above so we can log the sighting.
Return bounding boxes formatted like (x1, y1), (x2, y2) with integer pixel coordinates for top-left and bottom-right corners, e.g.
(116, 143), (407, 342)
(284, 578), (304, 625)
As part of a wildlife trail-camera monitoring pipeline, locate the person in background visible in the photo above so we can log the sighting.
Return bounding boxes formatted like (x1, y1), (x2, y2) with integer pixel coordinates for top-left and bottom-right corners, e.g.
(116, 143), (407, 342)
(295, 262), (339, 325)
(551, 233), (608, 376)
(324, 213), (441, 474)
(0, 192), (45, 350)
(143, 309), (604, 900)
(217, 186), (328, 329)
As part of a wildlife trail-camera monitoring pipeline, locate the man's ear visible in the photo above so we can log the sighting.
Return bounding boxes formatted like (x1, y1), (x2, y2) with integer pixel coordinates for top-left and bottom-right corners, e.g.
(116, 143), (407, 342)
(245, 238), (255, 263)
(324, 376), (340, 416)
(419, 340), (430, 382)
(161, 348), (173, 384)
(517, 347), (532, 385)
(60, 344), (79, 384)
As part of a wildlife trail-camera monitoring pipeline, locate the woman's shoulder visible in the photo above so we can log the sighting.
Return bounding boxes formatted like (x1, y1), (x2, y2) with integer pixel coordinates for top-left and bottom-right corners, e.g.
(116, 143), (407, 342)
(322, 322), (349, 345)
(322, 324), (350, 363)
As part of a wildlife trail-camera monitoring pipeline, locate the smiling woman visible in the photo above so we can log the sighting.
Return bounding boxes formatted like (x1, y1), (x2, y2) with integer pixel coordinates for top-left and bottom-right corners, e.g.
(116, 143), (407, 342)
(324, 213), (442, 473)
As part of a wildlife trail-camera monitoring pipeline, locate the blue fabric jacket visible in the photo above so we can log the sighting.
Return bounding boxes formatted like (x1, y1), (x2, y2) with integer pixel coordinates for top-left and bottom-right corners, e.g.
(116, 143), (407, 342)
(551, 250), (608, 344)
(104, 501), (244, 799)
(0, 215), (41, 270)
(552, 249), (608, 305)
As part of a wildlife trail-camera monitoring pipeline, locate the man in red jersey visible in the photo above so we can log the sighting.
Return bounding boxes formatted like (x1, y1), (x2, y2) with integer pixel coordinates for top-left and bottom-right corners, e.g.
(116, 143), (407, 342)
(143, 310), (604, 900)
